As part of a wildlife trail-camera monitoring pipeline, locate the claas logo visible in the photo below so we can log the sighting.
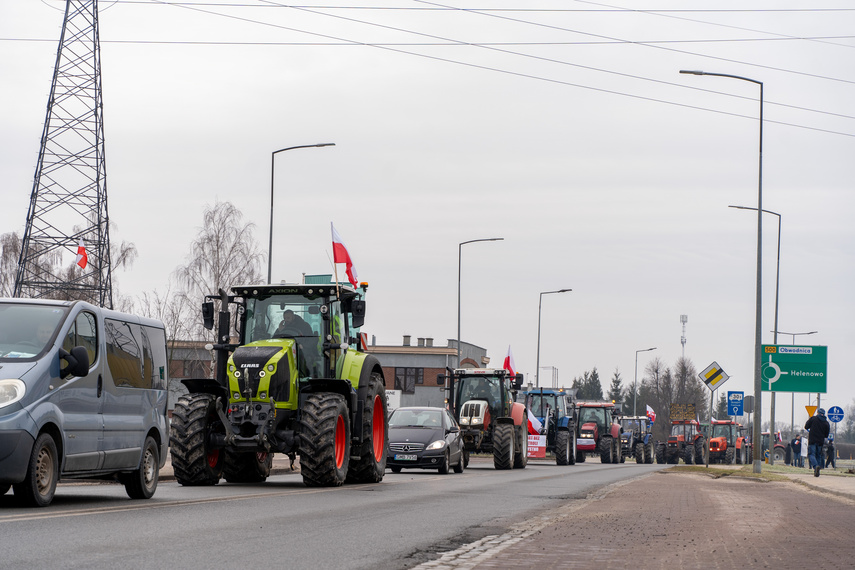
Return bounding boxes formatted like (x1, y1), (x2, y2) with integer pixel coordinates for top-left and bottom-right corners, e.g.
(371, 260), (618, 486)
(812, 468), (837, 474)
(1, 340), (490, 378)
(764, 346), (777, 353)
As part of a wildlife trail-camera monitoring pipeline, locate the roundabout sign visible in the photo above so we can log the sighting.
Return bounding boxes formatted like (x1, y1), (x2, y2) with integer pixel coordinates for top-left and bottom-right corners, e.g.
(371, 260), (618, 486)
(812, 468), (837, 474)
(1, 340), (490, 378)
(761, 345), (827, 393)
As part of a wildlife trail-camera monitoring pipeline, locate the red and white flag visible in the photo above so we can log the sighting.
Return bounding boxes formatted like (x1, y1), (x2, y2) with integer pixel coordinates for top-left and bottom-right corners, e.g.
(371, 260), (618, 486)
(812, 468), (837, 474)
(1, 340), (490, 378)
(527, 408), (543, 435)
(331, 223), (359, 287)
(75, 240), (88, 269)
(503, 345), (516, 377)
(646, 405), (656, 423)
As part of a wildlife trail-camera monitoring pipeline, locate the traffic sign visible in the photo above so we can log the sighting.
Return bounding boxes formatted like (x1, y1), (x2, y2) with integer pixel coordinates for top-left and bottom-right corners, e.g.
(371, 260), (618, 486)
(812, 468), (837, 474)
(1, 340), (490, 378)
(806, 406), (817, 418)
(727, 391), (744, 416)
(828, 406), (844, 423)
(761, 345), (827, 393)
(699, 361), (729, 391)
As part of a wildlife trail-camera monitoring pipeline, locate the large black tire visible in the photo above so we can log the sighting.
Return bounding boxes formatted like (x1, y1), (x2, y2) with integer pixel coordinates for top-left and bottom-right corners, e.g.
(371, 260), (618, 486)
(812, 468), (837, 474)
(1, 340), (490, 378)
(644, 442), (654, 464)
(439, 450), (451, 475)
(346, 373), (388, 484)
(170, 393), (224, 486)
(694, 437), (706, 465)
(555, 430), (571, 465)
(493, 423), (515, 470)
(13, 433), (58, 507)
(634, 442), (644, 464)
(463, 449), (470, 468)
(683, 446), (694, 465)
(223, 451), (273, 483)
(576, 448), (586, 463)
(772, 446), (786, 464)
(513, 425), (528, 469)
(599, 436), (613, 464)
(300, 393), (351, 487)
(655, 443), (665, 464)
(725, 447), (736, 465)
(453, 450), (465, 474)
(124, 436), (160, 499)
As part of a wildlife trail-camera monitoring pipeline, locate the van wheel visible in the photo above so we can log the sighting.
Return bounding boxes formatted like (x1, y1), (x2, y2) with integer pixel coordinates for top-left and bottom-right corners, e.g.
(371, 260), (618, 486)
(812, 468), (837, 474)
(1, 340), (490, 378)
(14, 433), (58, 507)
(124, 436), (159, 499)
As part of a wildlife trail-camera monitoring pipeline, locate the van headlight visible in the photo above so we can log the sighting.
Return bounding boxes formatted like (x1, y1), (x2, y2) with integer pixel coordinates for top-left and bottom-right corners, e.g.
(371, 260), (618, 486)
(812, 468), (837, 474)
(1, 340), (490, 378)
(426, 440), (446, 451)
(0, 379), (26, 409)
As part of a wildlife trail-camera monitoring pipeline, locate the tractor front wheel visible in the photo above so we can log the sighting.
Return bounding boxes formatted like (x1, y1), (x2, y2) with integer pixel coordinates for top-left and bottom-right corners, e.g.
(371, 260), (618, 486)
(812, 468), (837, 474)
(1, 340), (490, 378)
(346, 373), (388, 484)
(170, 393), (224, 486)
(300, 393), (351, 487)
(644, 442), (654, 464)
(725, 447), (736, 465)
(655, 443), (666, 464)
(599, 436), (613, 464)
(694, 437), (706, 464)
(634, 442), (644, 464)
(555, 430), (571, 465)
(493, 424), (515, 470)
(513, 425), (528, 469)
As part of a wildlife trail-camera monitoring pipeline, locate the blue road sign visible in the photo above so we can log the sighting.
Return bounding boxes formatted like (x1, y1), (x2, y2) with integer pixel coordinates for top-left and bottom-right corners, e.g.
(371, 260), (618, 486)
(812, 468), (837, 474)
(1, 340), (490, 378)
(728, 391), (744, 416)
(828, 406), (844, 423)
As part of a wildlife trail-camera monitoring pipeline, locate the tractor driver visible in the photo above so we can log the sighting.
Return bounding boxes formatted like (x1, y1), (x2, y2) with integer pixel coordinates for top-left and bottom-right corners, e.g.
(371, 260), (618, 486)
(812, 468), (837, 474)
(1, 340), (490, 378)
(274, 310), (313, 338)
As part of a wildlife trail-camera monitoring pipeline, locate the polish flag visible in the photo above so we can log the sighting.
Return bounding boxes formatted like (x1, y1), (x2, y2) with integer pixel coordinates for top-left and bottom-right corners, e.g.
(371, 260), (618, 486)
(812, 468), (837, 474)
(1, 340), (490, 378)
(75, 240), (88, 269)
(331, 223), (359, 287)
(646, 405), (656, 423)
(503, 345), (516, 377)
(527, 408), (543, 435)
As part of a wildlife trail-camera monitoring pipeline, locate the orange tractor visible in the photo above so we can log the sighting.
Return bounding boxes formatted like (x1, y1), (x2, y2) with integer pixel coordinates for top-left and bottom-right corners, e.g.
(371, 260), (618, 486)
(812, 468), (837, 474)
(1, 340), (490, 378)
(656, 419), (706, 464)
(708, 419), (749, 464)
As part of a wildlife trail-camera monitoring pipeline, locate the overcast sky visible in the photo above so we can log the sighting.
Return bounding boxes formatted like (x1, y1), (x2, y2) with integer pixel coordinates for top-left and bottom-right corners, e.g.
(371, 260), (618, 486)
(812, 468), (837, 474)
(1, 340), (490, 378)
(2, 1), (854, 428)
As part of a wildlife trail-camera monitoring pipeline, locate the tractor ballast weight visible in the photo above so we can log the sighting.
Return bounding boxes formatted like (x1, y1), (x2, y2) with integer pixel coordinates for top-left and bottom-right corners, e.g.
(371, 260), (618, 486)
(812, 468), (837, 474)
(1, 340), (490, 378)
(575, 401), (622, 464)
(522, 388), (578, 465)
(170, 281), (388, 488)
(442, 368), (528, 470)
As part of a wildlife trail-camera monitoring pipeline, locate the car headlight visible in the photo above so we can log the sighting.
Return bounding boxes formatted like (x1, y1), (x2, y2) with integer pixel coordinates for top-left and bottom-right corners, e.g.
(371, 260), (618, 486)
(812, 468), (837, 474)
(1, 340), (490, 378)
(426, 440), (446, 451)
(0, 379), (26, 409)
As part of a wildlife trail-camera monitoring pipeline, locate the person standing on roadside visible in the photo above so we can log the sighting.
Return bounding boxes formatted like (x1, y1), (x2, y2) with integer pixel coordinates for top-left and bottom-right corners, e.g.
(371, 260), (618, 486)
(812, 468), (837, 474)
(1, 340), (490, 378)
(790, 435), (802, 468)
(805, 409), (830, 477)
(825, 433), (836, 469)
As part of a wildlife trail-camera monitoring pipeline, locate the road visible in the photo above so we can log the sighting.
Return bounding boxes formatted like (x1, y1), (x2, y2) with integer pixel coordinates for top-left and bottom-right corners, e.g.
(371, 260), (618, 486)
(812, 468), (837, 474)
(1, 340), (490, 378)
(0, 458), (665, 569)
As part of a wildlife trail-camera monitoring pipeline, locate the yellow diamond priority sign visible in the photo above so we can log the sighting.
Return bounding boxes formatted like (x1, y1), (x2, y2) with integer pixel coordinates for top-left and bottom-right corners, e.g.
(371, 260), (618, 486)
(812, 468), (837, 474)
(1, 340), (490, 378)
(699, 361), (729, 391)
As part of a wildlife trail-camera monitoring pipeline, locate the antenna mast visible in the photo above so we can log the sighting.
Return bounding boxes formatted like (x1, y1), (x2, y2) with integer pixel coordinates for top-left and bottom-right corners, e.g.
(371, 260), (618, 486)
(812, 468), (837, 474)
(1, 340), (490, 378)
(680, 314), (688, 358)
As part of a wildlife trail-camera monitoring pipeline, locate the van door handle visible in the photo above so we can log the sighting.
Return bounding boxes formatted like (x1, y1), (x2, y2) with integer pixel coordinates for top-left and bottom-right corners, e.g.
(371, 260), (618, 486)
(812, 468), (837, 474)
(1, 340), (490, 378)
(97, 375), (103, 398)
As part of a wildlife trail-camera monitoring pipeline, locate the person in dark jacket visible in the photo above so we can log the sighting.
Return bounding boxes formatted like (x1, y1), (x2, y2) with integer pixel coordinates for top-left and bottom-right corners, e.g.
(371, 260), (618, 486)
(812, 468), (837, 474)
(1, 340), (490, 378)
(790, 435), (803, 468)
(825, 433), (836, 469)
(805, 408), (830, 477)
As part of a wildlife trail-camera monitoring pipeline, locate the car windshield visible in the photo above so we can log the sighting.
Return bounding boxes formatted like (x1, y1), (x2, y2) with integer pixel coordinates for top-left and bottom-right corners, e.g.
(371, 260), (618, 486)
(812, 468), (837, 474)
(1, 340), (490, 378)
(0, 303), (68, 360)
(390, 409), (443, 428)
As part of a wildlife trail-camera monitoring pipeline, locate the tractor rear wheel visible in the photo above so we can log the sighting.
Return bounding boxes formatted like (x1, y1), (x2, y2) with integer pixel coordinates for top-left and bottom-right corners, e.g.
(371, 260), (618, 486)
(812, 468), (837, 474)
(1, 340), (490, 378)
(655, 443), (665, 464)
(555, 430), (571, 465)
(725, 447), (735, 465)
(634, 442), (644, 464)
(683, 446), (693, 464)
(513, 425), (528, 469)
(772, 446), (786, 463)
(223, 450), (272, 483)
(644, 442), (654, 464)
(599, 436), (613, 463)
(694, 437), (706, 464)
(346, 373), (388, 483)
(612, 438), (620, 464)
(170, 393), (224, 486)
(576, 448), (586, 463)
(299, 393), (351, 487)
(493, 424), (515, 470)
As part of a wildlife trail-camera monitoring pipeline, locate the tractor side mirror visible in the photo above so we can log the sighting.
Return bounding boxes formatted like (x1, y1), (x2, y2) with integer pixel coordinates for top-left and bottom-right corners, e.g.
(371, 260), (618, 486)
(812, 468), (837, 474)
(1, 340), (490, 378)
(202, 301), (215, 330)
(351, 300), (366, 329)
(436, 374), (446, 385)
(513, 374), (524, 390)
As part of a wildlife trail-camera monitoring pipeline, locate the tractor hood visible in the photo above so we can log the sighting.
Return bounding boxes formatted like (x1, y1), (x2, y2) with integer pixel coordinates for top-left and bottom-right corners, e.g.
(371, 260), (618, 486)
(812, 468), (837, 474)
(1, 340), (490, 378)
(581, 422), (599, 439)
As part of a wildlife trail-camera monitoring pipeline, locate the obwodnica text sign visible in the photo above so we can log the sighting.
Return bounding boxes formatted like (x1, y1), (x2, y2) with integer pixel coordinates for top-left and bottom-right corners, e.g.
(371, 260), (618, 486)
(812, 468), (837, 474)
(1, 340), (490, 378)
(761, 345), (827, 393)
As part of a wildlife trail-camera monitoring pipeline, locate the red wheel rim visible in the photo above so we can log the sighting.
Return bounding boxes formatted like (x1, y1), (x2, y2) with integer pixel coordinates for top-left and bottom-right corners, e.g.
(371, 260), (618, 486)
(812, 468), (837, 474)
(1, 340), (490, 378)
(335, 414), (346, 469)
(371, 394), (385, 461)
(207, 449), (220, 468)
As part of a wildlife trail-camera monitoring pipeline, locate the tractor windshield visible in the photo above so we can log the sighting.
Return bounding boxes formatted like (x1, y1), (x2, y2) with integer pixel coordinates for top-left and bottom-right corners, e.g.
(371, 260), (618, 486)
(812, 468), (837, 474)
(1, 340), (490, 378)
(670, 423), (697, 438)
(458, 376), (501, 410)
(527, 394), (565, 418)
(712, 424), (733, 439)
(621, 418), (643, 433)
(578, 407), (608, 430)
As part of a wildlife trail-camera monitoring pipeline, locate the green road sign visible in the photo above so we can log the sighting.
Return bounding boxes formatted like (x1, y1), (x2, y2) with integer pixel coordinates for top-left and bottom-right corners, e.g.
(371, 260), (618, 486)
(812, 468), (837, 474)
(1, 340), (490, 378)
(761, 345), (827, 393)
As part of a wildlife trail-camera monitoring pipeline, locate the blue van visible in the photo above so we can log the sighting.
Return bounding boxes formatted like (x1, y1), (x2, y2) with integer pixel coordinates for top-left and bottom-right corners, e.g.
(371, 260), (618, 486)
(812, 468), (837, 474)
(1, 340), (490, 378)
(0, 299), (169, 506)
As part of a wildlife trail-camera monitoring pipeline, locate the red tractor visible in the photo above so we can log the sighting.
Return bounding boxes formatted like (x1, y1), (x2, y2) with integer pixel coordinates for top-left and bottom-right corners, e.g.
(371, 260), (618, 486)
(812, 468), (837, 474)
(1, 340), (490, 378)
(441, 368), (528, 470)
(656, 419), (706, 464)
(575, 401), (622, 463)
(708, 419), (749, 464)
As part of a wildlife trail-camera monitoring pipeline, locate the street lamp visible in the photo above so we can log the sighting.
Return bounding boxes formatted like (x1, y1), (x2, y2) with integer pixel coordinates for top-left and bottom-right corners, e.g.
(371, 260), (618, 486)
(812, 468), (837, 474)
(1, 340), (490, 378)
(680, 69), (764, 473)
(731, 204), (781, 463)
(268, 143), (335, 283)
(634, 347), (656, 416)
(773, 330), (818, 435)
(535, 289), (571, 388)
(457, 238), (503, 367)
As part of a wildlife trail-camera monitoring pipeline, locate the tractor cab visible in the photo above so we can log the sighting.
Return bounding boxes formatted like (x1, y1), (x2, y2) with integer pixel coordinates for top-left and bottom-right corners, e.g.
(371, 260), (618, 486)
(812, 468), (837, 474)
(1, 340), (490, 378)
(669, 420), (700, 442)
(453, 369), (520, 430)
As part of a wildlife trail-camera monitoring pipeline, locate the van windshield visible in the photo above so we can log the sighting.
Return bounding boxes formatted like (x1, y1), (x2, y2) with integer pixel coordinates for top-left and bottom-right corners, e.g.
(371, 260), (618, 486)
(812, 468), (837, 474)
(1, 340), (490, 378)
(0, 303), (68, 360)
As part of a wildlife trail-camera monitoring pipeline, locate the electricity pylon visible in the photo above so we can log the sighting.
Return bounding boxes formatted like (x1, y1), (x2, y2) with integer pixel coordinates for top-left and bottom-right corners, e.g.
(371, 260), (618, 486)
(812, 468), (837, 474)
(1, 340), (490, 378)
(14, 0), (113, 308)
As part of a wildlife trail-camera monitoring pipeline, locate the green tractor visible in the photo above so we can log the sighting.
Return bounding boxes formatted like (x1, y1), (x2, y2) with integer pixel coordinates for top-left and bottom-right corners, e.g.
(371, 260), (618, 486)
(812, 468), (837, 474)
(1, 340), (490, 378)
(169, 281), (388, 487)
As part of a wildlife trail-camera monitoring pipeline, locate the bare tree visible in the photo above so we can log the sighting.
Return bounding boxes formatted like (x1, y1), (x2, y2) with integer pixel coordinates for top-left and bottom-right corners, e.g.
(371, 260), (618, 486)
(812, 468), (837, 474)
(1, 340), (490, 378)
(0, 232), (21, 297)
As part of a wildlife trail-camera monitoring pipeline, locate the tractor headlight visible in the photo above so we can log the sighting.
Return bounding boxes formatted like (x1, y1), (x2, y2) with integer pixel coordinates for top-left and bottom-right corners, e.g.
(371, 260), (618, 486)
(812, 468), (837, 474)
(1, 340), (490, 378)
(459, 417), (469, 426)
(0, 379), (26, 409)
(426, 440), (446, 451)
(580, 432), (593, 439)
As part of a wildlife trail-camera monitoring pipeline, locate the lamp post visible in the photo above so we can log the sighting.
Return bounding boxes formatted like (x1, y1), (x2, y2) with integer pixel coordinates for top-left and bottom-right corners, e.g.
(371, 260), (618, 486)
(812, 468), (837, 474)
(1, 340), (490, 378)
(634, 347), (656, 416)
(773, 330), (818, 435)
(680, 69), (764, 473)
(731, 205), (781, 463)
(268, 143), (335, 283)
(457, 238), (503, 367)
(536, 289), (571, 388)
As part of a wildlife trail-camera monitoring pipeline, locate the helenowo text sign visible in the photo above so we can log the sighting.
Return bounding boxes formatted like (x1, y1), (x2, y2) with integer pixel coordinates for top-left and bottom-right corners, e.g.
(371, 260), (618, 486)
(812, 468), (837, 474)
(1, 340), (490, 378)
(760, 345), (827, 393)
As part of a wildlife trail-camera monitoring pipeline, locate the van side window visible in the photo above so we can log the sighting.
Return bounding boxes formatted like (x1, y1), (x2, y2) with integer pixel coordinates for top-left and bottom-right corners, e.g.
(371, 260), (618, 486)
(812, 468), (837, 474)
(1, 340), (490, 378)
(142, 325), (168, 390)
(62, 311), (98, 369)
(105, 319), (147, 389)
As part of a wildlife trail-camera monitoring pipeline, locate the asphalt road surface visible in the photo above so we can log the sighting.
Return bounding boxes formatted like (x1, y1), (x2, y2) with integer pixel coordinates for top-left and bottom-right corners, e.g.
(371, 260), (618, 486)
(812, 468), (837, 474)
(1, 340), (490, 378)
(0, 458), (665, 569)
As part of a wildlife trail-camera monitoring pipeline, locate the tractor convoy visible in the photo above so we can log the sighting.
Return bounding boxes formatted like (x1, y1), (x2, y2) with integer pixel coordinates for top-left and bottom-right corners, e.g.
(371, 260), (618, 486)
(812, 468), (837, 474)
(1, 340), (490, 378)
(522, 388), (578, 465)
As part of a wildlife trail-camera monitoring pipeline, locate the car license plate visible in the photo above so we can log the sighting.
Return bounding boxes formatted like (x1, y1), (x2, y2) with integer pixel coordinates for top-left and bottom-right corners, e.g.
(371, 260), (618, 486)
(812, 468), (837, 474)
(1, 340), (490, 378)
(394, 454), (418, 461)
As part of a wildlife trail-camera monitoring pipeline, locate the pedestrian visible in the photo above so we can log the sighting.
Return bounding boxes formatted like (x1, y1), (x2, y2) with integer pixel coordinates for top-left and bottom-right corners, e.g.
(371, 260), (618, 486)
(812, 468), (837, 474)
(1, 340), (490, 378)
(805, 408), (831, 477)
(790, 435), (802, 468)
(825, 433), (836, 469)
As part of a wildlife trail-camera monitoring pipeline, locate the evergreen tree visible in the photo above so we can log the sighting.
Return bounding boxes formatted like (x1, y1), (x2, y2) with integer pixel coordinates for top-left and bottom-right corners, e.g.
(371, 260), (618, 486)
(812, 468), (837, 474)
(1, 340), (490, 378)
(607, 368), (624, 410)
(571, 368), (604, 401)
